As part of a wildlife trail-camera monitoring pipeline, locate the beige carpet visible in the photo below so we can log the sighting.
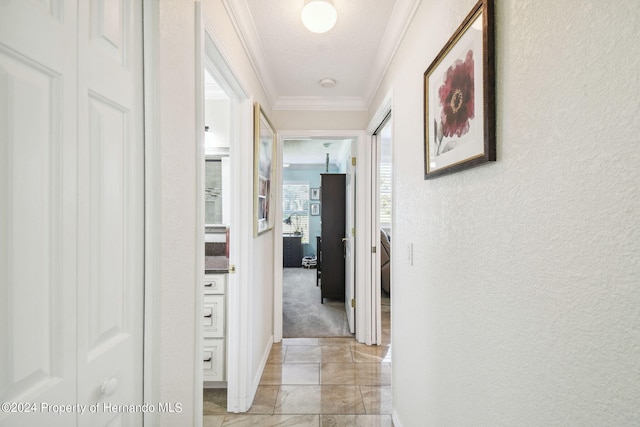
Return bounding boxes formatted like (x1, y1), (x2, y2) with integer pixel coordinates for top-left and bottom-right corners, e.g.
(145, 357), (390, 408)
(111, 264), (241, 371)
(282, 268), (352, 338)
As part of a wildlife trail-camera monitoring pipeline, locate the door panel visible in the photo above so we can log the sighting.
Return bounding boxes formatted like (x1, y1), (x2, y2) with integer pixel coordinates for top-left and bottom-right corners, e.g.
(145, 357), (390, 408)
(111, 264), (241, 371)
(344, 148), (356, 333)
(76, 0), (143, 425)
(370, 132), (381, 345)
(1, 0), (144, 425)
(0, 1), (77, 426)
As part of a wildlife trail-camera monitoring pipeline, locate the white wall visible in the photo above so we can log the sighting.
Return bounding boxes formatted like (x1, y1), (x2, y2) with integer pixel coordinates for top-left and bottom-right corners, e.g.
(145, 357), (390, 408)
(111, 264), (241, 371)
(204, 99), (231, 152)
(370, 0), (640, 425)
(271, 109), (368, 130)
(156, 0), (276, 424)
(156, 2), (198, 426)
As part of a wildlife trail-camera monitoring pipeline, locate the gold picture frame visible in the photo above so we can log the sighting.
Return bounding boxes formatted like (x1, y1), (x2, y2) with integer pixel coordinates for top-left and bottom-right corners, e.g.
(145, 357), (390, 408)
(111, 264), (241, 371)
(254, 102), (276, 236)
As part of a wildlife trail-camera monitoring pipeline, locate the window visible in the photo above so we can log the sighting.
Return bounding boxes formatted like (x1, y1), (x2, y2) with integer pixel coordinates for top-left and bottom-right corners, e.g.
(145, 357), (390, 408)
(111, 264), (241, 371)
(283, 182), (310, 243)
(205, 159), (223, 224)
(378, 116), (392, 228)
(379, 162), (392, 226)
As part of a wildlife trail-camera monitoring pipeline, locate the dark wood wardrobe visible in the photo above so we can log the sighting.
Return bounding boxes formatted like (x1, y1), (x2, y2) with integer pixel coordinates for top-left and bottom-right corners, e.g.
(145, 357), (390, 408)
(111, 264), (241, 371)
(319, 173), (346, 303)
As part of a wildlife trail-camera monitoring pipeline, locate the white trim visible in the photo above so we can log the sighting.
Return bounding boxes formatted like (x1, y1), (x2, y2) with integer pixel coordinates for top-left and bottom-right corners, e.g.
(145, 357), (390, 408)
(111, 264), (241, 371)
(143, 0), (161, 425)
(366, 92), (393, 345)
(281, 130), (365, 139)
(222, 0), (278, 107)
(197, 4), (254, 415)
(276, 130), (368, 343)
(392, 410), (404, 427)
(362, 0), (421, 107)
(363, 131), (375, 345)
(194, 5), (206, 425)
(367, 90), (393, 133)
(250, 335), (274, 401)
(201, 11), (250, 100)
(273, 133), (284, 343)
(222, 95), (256, 413)
(274, 96), (366, 111)
(224, 0), (419, 112)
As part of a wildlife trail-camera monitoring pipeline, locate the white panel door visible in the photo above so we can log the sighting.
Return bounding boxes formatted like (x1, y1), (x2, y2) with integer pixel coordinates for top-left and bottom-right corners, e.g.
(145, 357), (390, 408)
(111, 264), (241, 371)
(344, 147), (356, 333)
(1, 1), (144, 426)
(370, 132), (382, 345)
(0, 1), (78, 426)
(76, 1), (144, 426)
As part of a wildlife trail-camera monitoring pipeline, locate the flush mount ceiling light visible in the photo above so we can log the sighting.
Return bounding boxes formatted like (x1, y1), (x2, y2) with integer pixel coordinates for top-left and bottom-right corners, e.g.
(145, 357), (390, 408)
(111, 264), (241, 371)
(301, 0), (337, 33)
(319, 78), (336, 88)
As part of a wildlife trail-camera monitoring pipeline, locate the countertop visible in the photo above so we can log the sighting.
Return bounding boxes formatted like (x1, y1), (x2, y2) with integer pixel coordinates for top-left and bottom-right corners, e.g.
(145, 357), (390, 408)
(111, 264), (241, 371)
(205, 256), (229, 273)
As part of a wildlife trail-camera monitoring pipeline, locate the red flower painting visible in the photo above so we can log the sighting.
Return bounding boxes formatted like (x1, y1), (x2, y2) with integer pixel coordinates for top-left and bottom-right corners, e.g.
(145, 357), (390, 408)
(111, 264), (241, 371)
(438, 50), (475, 138)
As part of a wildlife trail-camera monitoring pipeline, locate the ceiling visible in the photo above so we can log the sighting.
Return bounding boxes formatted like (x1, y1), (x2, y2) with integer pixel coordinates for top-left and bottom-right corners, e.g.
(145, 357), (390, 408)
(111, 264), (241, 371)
(225, 0), (420, 111)
(283, 138), (353, 167)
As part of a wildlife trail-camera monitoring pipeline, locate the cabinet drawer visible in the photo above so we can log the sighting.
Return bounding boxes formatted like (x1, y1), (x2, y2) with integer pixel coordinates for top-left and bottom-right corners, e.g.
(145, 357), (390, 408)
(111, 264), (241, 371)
(203, 338), (225, 381)
(204, 274), (226, 294)
(203, 294), (225, 338)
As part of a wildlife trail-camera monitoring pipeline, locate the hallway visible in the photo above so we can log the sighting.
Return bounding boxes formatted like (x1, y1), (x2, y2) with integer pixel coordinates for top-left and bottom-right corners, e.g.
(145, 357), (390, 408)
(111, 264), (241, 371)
(204, 302), (391, 426)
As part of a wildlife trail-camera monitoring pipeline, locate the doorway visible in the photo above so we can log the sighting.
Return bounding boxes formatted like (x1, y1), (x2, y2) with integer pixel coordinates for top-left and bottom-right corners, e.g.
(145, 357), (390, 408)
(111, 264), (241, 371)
(280, 137), (353, 338)
(196, 6), (253, 415)
(374, 115), (393, 346)
(201, 67), (232, 396)
(274, 131), (368, 343)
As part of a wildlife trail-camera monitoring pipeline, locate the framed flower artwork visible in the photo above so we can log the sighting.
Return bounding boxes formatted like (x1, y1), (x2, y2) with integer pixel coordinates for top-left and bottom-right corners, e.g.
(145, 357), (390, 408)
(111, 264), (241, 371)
(423, 0), (495, 179)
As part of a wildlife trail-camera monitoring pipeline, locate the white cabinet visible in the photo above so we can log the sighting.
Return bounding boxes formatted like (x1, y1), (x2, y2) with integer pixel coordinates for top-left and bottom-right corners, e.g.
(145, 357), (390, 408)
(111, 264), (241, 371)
(203, 295), (225, 337)
(204, 274), (226, 293)
(203, 274), (227, 382)
(203, 338), (225, 381)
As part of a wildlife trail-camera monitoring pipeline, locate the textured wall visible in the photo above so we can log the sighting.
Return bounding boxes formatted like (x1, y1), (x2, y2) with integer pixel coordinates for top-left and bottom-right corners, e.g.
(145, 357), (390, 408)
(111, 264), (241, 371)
(157, 0), (277, 424)
(199, 0), (277, 405)
(271, 109), (368, 130)
(371, 0), (640, 425)
(157, 1), (198, 425)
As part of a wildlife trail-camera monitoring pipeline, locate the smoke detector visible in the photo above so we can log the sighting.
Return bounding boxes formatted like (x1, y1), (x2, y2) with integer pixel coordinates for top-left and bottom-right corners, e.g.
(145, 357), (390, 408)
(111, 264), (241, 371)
(319, 78), (336, 88)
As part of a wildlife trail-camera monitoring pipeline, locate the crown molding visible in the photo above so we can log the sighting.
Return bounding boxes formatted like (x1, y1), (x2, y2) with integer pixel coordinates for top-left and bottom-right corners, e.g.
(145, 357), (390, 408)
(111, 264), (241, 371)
(274, 96), (367, 111)
(362, 0), (422, 107)
(225, 0), (421, 112)
(223, 0), (278, 108)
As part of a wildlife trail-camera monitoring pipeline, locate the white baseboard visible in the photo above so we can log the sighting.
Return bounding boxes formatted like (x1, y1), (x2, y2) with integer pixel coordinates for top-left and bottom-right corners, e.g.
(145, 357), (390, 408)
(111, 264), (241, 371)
(392, 409), (403, 427)
(245, 334), (274, 411)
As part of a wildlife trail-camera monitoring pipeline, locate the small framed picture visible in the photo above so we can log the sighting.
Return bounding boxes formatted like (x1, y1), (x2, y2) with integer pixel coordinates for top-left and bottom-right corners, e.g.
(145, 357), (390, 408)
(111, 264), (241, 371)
(310, 188), (320, 200)
(310, 203), (320, 216)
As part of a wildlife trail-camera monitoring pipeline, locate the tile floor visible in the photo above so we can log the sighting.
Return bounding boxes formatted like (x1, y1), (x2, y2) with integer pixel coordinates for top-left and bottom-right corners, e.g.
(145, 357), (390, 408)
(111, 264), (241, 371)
(204, 299), (391, 427)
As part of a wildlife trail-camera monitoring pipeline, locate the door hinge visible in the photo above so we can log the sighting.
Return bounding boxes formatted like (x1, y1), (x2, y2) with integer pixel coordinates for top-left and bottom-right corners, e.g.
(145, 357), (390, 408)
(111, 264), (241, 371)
(372, 246), (377, 254)
(351, 298), (356, 308)
(229, 264), (236, 274)
(351, 227), (356, 236)
(352, 157), (357, 166)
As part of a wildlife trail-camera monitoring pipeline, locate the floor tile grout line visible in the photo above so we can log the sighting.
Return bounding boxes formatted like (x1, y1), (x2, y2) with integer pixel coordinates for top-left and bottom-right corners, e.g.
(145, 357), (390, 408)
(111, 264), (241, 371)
(271, 384), (280, 415)
(357, 385), (369, 415)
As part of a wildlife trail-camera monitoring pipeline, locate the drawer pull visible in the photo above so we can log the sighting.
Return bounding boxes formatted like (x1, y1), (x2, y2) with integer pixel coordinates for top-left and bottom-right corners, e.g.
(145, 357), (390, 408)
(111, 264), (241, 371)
(205, 283), (214, 287)
(204, 313), (212, 318)
(204, 357), (212, 362)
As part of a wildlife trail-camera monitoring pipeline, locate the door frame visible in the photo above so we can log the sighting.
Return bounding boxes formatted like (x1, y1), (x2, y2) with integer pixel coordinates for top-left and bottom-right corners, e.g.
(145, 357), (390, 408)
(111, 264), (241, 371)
(142, 0), (160, 425)
(274, 130), (367, 343)
(366, 91), (393, 345)
(143, 3), (254, 424)
(195, 3), (254, 417)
